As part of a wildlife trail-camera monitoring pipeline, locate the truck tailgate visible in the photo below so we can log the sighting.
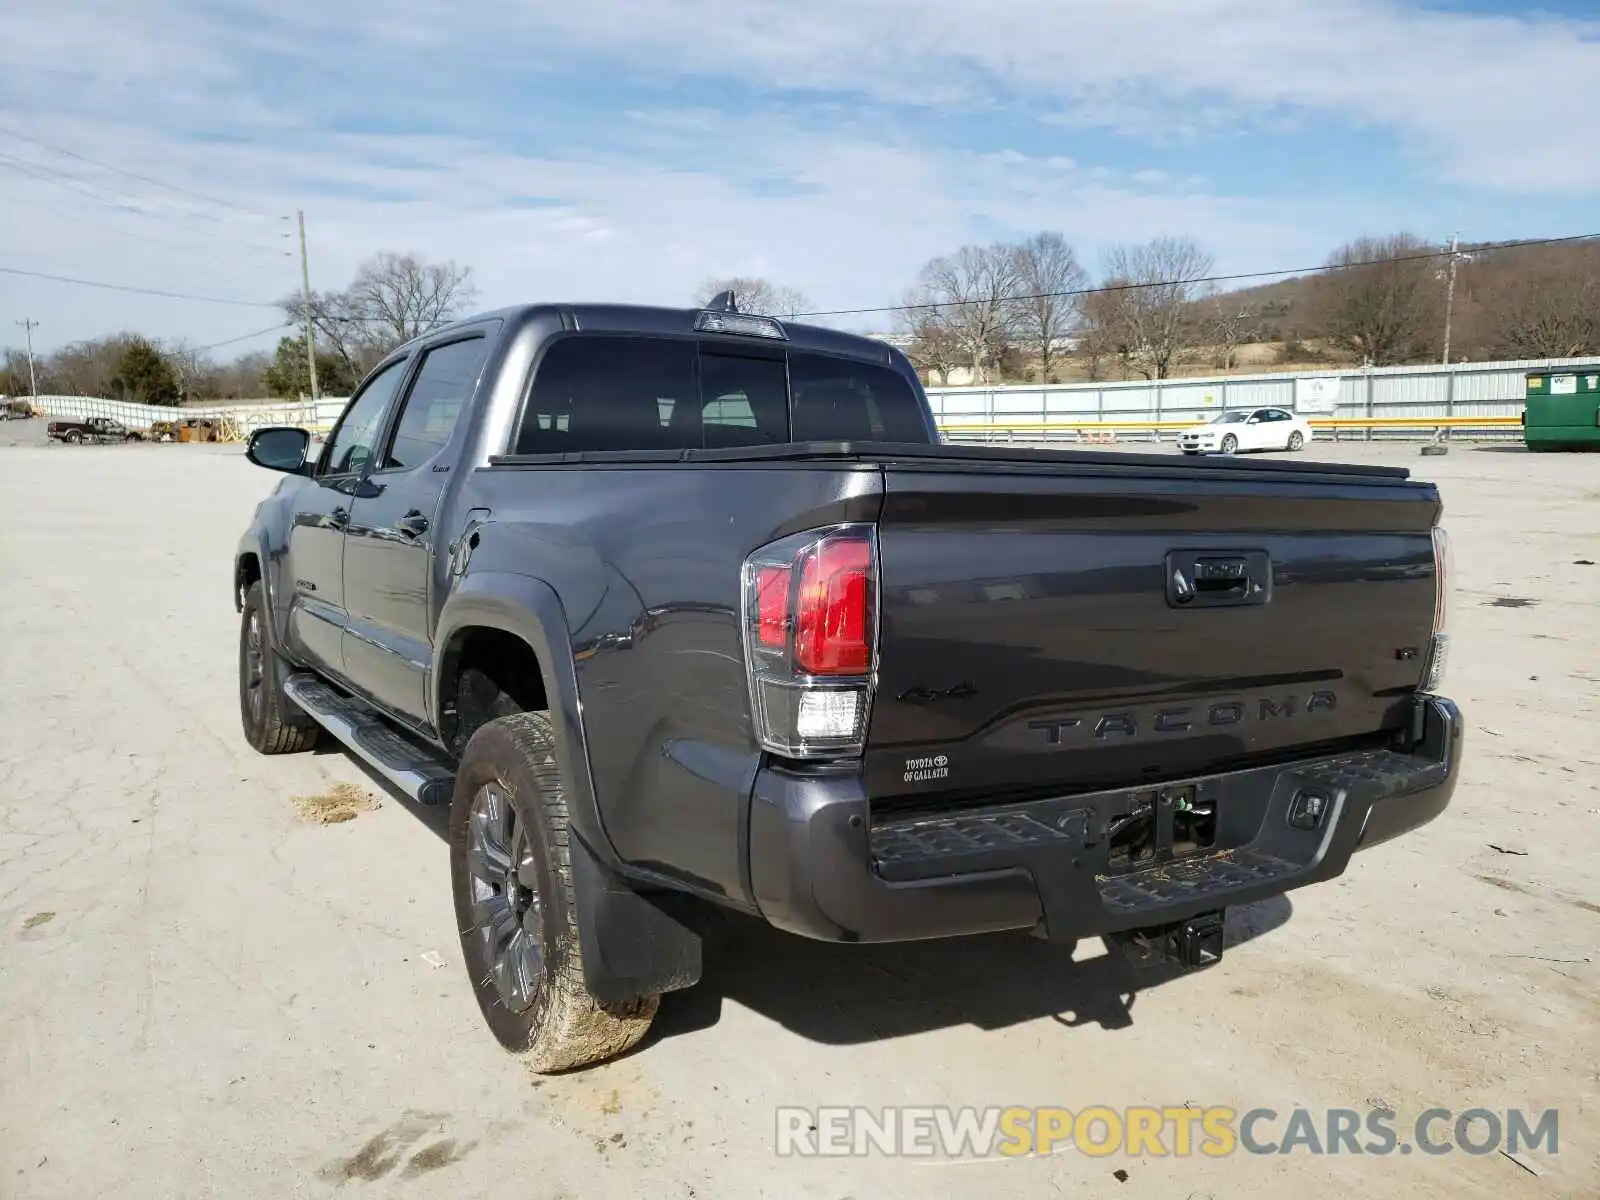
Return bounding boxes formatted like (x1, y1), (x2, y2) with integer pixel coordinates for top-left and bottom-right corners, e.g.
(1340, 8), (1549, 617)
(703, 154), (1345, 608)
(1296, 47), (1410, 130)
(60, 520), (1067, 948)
(866, 460), (1441, 801)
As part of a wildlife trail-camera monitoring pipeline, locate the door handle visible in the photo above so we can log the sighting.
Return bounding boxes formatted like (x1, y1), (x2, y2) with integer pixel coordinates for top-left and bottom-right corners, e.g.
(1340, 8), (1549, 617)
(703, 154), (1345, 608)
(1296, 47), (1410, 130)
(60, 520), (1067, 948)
(329, 506), (349, 530)
(395, 511), (429, 538)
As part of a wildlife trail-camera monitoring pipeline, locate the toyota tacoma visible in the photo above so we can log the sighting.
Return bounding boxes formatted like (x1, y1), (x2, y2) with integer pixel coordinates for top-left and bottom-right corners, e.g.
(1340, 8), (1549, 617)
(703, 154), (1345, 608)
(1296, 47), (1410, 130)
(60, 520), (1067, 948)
(233, 297), (1462, 1072)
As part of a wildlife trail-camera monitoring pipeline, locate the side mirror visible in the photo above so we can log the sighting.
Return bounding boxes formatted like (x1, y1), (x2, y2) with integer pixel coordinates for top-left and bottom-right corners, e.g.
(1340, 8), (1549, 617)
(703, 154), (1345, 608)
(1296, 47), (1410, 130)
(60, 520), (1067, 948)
(247, 426), (312, 474)
(1246, 416), (1261, 424)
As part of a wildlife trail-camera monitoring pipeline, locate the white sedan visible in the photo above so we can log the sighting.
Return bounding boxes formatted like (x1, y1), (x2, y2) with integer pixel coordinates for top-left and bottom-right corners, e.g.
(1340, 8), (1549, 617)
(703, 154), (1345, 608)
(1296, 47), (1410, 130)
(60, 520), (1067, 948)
(1177, 407), (1313, 455)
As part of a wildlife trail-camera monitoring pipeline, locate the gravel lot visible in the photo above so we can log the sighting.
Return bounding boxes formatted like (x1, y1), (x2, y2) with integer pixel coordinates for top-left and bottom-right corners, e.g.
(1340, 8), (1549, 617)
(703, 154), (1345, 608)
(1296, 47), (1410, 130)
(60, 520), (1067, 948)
(1, 438), (1596, 1199)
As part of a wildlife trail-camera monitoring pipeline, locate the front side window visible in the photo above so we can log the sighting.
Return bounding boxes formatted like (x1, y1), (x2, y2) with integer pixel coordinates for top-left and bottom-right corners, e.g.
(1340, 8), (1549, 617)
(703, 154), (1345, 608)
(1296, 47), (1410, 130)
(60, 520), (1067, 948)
(322, 359), (406, 477)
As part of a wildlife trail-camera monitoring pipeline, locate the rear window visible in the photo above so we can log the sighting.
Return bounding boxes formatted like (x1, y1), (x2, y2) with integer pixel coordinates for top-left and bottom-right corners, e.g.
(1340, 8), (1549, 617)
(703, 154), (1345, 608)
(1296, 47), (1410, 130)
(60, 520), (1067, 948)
(513, 335), (928, 454)
(790, 351), (931, 442)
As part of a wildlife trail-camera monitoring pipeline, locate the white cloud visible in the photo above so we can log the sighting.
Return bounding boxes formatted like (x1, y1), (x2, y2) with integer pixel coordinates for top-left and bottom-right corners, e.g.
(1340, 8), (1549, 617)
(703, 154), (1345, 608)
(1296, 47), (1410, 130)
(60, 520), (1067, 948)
(487, 0), (1600, 189)
(1, 0), (1595, 352)
(1, 105), (1341, 349)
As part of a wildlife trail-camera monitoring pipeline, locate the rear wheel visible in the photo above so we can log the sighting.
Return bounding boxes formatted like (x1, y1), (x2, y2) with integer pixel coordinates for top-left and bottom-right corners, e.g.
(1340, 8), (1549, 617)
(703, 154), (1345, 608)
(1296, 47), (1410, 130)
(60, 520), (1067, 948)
(450, 711), (659, 1072)
(238, 580), (320, 755)
(64, 431), (82, 445)
(1220, 433), (1238, 454)
(1287, 430), (1305, 451)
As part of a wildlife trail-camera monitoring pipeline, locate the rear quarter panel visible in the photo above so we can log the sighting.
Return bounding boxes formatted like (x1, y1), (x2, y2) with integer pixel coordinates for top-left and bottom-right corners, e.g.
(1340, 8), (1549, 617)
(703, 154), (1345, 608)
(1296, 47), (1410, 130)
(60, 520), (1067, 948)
(456, 461), (882, 904)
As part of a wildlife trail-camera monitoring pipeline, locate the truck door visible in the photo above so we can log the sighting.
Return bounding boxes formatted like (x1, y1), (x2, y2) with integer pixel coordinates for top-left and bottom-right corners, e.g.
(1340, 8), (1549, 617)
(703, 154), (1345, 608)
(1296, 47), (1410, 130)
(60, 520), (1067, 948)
(342, 332), (491, 727)
(283, 358), (409, 680)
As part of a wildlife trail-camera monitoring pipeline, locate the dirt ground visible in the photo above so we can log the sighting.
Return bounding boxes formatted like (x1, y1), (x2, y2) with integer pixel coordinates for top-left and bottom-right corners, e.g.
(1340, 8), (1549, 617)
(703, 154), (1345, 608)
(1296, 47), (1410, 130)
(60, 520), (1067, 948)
(1, 437), (1595, 1199)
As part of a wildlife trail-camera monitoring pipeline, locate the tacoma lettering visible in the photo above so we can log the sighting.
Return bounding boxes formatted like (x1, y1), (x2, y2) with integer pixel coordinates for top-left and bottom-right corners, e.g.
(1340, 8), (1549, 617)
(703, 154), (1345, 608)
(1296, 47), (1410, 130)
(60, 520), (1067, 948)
(1031, 691), (1340, 746)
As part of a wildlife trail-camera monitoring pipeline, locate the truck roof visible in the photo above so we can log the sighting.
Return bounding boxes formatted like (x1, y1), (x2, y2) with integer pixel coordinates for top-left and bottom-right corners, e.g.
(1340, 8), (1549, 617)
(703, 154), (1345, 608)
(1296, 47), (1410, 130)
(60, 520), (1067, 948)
(414, 302), (902, 367)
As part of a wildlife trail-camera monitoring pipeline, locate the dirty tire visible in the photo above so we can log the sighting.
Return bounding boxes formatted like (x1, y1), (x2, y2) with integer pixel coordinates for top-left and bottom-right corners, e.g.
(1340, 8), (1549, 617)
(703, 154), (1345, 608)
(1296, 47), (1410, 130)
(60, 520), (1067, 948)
(450, 712), (658, 1072)
(238, 580), (320, 755)
(1220, 433), (1238, 454)
(1287, 430), (1304, 451)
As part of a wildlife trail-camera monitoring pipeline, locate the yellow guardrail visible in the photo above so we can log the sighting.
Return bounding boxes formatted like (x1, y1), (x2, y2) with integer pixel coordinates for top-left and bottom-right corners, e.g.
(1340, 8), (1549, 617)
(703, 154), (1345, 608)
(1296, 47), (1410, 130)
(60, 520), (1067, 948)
(937, 415), (1521, 434)
(1309, 416), (1521, 428)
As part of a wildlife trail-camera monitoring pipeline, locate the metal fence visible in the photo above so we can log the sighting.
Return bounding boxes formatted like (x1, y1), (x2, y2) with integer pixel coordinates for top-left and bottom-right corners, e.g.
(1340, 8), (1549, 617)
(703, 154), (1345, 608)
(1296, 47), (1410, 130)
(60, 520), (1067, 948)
(16, 355), (1599, 444)
(19, 394), (349, 436)
(926, 356), (1599, 442)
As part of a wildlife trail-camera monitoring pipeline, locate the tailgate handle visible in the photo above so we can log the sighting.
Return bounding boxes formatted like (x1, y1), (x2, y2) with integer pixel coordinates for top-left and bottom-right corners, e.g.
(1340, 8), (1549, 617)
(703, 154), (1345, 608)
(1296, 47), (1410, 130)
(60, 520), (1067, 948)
(1166, 551), (1271, 609)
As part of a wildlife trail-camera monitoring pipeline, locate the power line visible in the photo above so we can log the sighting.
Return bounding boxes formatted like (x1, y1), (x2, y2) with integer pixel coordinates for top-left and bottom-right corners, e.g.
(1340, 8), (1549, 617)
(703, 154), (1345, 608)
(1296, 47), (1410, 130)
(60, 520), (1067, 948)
(0, 265), (281, 308)
(791, 231), (1600, 320)
(1, 164), (292, 264)
(0, 151), (234, 227)
(6, 227), (1595, 329)
(189, 323), (294, 353)
(0, 125), (276, 221)
(0, 154), (289, 261)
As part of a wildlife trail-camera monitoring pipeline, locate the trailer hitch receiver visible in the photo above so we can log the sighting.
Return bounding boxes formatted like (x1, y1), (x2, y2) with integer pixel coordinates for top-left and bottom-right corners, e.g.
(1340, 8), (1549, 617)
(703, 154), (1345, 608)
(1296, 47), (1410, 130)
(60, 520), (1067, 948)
(1108, 910), (1226, 970)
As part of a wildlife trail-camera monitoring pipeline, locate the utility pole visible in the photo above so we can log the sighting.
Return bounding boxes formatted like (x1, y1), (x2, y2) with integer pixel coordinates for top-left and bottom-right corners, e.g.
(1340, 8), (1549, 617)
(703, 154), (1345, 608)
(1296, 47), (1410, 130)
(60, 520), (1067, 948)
(297, 210), (320, 402)
(15, 319), (39, 396)
(1441, 231), (1460, 365)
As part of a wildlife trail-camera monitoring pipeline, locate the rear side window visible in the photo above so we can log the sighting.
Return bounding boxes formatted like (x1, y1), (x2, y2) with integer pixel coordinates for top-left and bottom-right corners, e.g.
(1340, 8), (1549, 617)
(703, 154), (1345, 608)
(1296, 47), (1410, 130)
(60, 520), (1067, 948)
(518, 337), (697, 454)
(383, 336), (488, 469)
(514, 335), (929, 454)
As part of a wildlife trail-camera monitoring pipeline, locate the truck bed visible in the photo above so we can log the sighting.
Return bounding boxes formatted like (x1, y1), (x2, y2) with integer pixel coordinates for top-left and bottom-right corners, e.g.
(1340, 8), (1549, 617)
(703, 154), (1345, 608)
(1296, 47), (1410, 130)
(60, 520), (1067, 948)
(484, 438), (1440, 817)
(491, 438), (1414, 482)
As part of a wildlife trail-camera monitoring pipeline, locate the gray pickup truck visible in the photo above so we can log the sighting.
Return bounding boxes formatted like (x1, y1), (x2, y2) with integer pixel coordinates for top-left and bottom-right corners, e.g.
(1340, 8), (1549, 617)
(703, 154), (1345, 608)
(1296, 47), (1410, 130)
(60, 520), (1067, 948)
(234, 297), (1462, 1072)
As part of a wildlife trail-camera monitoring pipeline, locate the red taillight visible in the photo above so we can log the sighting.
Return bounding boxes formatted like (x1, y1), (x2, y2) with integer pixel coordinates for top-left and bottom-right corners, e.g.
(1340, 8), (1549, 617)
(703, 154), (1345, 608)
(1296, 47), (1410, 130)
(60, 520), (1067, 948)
(755, 565), (791, 649)
(794, 538), (872, 675)
(742, 525), (878, 759)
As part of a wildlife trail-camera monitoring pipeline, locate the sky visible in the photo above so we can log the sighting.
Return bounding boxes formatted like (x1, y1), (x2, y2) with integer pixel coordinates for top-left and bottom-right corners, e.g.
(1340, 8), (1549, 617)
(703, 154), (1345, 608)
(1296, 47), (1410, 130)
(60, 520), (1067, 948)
(2, 0), (1599, 356)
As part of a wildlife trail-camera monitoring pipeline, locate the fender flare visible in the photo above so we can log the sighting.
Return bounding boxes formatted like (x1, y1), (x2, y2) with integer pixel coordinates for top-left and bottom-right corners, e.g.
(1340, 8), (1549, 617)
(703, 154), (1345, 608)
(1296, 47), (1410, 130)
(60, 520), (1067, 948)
(434, 572), (704, 1002)
(433, 570), (621, 870)
(234, 526), (294, 644)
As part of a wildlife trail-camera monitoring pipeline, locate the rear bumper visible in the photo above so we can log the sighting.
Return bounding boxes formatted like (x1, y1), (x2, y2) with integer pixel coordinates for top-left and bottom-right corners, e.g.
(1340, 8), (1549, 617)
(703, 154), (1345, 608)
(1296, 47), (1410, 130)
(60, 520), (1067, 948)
(748, 695), (1462, 943)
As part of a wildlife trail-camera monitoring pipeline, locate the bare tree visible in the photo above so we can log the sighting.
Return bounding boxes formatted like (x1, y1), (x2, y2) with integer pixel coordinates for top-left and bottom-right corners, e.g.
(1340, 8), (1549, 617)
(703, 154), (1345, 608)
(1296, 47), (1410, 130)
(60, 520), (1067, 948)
(348, 252), (477, 344)
(164, 339), (231, 403)
(913, 244), (1021, 384)
(894, 295), (964, 385)
(1010, 232), (1088, 382)
(1093, 237), (1216, 379)
(695, 277), (812, 318)
(281, 251), (478, 385)
(37, 335), (136, 397)
(283, 289), (384, 383)
(1076, 288), (1125, 381)
(1308, 234), (1440, 365)
(1204, 297), (1260, 370)
(1467, 245), (1600, 360)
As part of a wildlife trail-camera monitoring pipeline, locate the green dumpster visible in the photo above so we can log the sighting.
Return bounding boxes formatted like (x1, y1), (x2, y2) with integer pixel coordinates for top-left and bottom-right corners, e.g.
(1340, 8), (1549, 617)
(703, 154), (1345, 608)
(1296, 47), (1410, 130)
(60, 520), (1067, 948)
(1524, 368), (1600, 451)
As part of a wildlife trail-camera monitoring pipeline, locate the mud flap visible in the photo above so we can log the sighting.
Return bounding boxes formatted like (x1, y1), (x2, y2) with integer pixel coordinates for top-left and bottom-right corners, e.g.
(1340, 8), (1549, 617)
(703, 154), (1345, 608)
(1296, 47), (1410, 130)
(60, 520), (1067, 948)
(569, 833), (704, 1004)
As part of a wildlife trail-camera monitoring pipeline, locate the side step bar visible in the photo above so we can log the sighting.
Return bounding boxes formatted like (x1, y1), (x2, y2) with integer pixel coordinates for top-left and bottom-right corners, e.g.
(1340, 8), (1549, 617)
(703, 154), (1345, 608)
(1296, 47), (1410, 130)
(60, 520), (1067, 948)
(284, 674), (457, 807)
